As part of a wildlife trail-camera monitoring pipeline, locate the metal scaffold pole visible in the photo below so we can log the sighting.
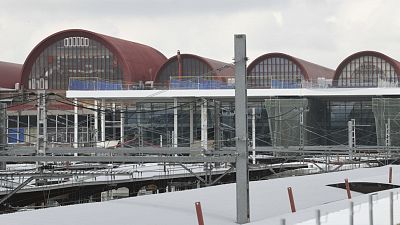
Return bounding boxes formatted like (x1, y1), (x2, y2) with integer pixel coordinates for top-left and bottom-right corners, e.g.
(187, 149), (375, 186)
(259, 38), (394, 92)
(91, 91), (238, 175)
(234, 34), (250, 224)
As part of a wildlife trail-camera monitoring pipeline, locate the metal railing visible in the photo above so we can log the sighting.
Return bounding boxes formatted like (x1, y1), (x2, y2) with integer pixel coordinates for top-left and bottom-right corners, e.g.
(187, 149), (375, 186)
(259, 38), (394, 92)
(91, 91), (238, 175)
(281, 189), (400, 225)
(68, 76), (400, 91)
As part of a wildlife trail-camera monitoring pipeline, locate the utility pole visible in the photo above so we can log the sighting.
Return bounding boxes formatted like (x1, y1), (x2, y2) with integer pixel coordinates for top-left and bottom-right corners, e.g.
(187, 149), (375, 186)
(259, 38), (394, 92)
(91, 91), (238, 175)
(235, 34), (250, 224)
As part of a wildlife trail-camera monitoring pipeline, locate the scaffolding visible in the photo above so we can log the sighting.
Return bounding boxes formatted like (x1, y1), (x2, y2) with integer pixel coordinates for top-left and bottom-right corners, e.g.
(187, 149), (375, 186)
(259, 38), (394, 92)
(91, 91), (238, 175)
(372, 98), (400, 146)
(0, 103), (6, 170)
(265, 98), (308, 148)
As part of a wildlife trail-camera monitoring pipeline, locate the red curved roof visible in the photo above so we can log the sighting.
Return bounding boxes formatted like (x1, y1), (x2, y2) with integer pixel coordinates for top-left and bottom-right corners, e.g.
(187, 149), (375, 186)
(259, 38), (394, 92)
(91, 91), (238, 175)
(21, 29), (167, 87)
(247, 52), (335, 81)
(154, 53), (234, 82)
(0, 61), (22, 89)
(333, 50), (400, 85)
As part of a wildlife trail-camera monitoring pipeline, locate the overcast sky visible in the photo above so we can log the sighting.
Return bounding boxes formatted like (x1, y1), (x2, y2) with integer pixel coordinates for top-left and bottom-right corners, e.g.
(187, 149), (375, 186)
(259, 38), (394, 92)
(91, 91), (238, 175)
(1, 0), (399, 68)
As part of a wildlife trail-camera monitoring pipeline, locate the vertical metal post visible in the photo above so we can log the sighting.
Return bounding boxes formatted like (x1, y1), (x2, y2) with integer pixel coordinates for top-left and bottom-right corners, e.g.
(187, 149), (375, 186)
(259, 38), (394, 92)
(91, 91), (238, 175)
(389, 167), (393, 183)
(234, 34), (249, 224)
(65, 114), (68, 143)
(36, 90), (47, 156)
(55, 115), (58, 143)
(280, 219), (286, 225)
(369, 194), (373, 225)
(5, 115), (8, 145)
(252, 107), (256, 164)
(101, 99), (106, 148)
(214, 101), (221, 151)
(160, 135), (163, 147)
(299, 107), (304, 150)
(137, 104), (143, 147)
(348, 119), (355, 160)
(27, 115), (30, 144)
(316, 209), (321, 225)
(177, 50), (182, 79)
(112, 102), (116, 140)
(173, 98), (178, 148)
(287, 187), (296, 213)
(120, 106), (124, 147)
(195, 202), (205, 225)
(345, 178), (352, 199)
(189, 102), (194, 147)
(201, 99), (208, 151)
(386, 119), (391, 154)
(16, 114), (20, 144)
(86, 114), (89, 144)
(390, 192), (394, 225)
(73, 98), (78, 149)
(349, 201), (354, 225)
(94, 100), (98, 146)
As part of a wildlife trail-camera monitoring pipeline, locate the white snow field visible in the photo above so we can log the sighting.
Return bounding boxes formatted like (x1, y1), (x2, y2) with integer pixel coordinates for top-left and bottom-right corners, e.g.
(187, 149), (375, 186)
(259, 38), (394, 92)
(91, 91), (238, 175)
(0, 165), (399, 225)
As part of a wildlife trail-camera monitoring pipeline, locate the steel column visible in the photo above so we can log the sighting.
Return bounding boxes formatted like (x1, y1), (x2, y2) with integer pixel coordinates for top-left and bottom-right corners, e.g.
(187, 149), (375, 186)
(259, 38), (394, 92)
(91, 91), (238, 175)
(201, 99), (208, 150)
(73, 98), (78, 149)
(120, 106), (125, 147)
(94, 100), (98, 145)
(234, 34), (250, 224)
(252, 107), (256, 164)
(189, 103), (194, 147)
(101, 99), (106, 147)
(174, 98), (178, 148)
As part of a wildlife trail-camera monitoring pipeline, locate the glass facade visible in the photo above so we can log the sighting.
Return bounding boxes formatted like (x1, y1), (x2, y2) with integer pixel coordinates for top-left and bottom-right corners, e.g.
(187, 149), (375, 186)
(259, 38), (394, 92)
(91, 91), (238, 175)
(7, 114), (94, 145)
(325, 100), (376, 145)
(157, 58), (211, 84)
(123, 101), (270, 148)
(28, 37), (124, 90)
(248, 57), (304, 88)
(336, 56), (398, 87)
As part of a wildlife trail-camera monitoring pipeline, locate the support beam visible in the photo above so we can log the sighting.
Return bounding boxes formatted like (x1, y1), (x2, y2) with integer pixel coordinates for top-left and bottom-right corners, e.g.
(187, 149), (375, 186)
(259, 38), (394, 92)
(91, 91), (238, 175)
(0, 155), (236, 163)
(234, 34), (250, 224)
(0, 176), (35, 205)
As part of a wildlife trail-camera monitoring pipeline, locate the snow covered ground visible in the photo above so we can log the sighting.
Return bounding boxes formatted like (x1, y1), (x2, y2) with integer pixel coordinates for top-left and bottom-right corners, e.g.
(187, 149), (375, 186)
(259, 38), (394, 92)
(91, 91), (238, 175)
(0, 165), (398, 225)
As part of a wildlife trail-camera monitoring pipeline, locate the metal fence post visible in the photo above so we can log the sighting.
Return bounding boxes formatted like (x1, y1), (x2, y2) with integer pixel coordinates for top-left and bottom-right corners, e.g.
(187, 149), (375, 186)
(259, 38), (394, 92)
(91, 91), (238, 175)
(369, 195), (373, 225)
(345, 178), (352, 199)
(390, 192), (393, 225)
(349, 201), (354, 225)
(287, 187), (296, 213)
(316, 209), (321, 225)
(195, 202), (205, 225)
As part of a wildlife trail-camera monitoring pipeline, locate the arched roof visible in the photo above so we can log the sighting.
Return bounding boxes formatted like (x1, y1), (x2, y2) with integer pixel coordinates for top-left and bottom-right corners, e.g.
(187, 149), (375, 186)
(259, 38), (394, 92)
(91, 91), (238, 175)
(154, 53), (234, 82)
(247, 52), (335, 80)
(21, 29), (167, 86)
(333, 50), (400, 85)
(0, 61), (22, 89)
